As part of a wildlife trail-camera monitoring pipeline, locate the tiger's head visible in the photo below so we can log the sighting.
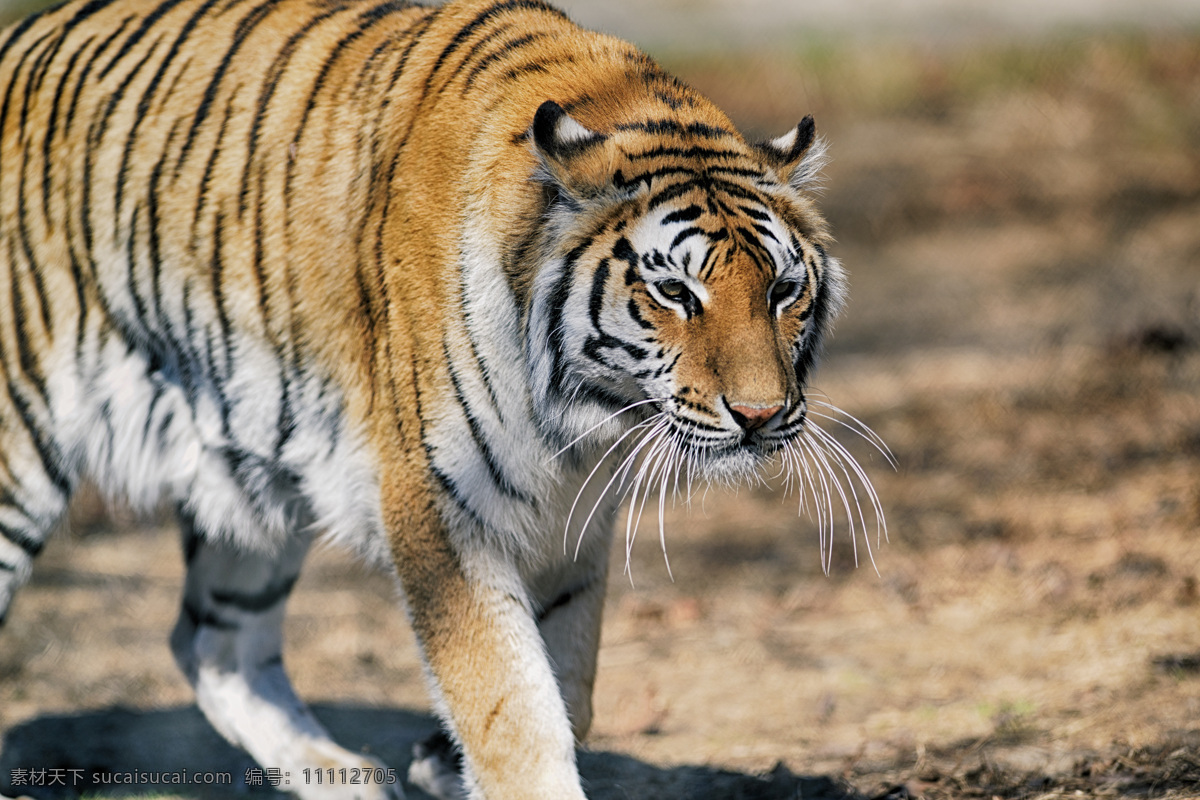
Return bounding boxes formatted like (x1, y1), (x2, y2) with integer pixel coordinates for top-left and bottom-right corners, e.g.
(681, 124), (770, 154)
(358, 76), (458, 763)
(526, 100), (845, 488)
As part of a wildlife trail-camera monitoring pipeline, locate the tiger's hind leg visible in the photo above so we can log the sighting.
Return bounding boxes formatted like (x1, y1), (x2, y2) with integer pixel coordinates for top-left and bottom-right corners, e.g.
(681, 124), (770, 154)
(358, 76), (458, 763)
(169, 513), (403, 800)
(0, 422), (74, 629)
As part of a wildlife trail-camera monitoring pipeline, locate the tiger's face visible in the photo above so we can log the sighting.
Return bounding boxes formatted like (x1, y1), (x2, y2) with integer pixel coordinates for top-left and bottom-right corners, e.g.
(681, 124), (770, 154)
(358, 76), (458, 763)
(527, 101), (843, 485)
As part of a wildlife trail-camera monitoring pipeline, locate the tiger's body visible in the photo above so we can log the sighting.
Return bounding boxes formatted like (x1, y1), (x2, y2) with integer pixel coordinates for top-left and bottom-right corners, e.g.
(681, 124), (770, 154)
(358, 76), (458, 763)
(0, 0), (852, 798)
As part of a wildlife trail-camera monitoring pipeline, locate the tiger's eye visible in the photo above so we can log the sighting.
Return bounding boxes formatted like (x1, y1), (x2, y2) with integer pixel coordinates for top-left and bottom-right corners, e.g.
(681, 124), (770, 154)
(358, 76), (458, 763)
(658, 279), (690, 300)
(770, 280), (797, 304)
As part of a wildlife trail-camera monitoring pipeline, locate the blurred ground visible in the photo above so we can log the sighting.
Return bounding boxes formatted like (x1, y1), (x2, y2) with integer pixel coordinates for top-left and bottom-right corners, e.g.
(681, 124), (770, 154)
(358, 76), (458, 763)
(2, 1), (1199, 799)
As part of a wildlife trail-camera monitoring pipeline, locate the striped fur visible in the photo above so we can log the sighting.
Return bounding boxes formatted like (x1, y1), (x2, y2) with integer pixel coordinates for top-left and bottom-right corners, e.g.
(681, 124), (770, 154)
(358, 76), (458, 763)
(0, 1), (866, 798)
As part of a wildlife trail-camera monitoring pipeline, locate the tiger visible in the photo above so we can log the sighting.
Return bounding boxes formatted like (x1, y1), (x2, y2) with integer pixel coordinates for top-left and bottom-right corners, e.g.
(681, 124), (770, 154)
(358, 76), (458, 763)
(0, 0), (871, 798)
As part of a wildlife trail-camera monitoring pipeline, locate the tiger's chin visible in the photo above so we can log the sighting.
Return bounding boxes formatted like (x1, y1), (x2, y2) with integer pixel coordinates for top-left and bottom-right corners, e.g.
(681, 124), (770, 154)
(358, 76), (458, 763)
(690, 446), (768, 488)
(686, 436), (789, 488)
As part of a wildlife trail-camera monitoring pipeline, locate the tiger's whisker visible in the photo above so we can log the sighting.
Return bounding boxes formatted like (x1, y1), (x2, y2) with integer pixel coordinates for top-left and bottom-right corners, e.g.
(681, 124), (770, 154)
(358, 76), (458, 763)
(624, 422), (675, 577)
(566, 413), (664, 559)
(807, 396), (896, 467)
(806, 425), (878, 573)
(546, 397), (661, 462)
(807, 420), (888, 547)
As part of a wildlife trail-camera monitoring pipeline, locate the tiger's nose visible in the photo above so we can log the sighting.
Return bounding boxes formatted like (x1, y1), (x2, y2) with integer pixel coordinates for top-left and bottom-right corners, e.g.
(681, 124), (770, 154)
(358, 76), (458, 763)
(728, 403), (785, 431)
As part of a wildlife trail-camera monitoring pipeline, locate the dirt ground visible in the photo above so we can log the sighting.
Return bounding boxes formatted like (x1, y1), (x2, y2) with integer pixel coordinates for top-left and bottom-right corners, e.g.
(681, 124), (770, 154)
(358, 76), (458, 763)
(2, 6), (1200, 800)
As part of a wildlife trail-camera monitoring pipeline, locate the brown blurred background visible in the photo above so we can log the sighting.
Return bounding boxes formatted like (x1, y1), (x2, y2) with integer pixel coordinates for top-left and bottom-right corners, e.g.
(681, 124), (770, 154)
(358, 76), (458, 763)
(1, 1), (1198, 798)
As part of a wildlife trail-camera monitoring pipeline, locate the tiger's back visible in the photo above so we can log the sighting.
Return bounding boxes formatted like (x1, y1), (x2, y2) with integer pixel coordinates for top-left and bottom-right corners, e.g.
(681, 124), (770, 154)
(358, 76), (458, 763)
(0, 2), (854, 799)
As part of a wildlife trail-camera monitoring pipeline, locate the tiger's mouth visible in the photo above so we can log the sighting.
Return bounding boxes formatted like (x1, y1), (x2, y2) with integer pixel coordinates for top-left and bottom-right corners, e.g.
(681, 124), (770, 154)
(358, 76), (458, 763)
(562, 389), (891, 577)
(608, 396), (807, 491)
(654, 396), (808, 461)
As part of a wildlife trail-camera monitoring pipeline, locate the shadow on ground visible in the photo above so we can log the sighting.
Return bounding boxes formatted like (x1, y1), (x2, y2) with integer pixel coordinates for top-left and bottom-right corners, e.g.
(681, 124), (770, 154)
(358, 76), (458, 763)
(0, 705), (856, 800)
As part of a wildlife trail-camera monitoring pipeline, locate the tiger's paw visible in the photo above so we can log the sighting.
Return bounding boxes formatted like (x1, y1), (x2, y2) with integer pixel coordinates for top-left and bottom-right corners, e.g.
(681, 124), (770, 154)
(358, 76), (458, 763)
(407, 730), (465, 800)
(286, 742), (405, 800)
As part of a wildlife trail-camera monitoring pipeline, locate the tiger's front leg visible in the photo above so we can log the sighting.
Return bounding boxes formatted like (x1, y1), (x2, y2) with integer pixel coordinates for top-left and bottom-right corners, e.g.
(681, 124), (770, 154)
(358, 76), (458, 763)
(393, 523), (588, 800)
(408, 533), (613, 800)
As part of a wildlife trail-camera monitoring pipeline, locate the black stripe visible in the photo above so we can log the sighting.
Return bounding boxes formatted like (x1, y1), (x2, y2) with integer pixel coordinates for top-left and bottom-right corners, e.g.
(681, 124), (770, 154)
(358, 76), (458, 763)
(139, 372), (168, 449)
(148, 131), (203, 396)
(574, 383), (628, 412)
(125, 204), (152, 323)
(363, 13), (436, 348)
(587, 257), (610, 330)
(42, 33), (93, 225)
(182, 599), (239, 631)
(7, 239), (50, 404)
(707, 177), (772, 204)
(178, 505), (202, 561)
(613, 119), (732, 139)
(210, 574), (298, 613)
(443, 340), (537, 507)
(174, 0), (272, 177)
(661, 204), (702, 225)
(82, 34), (164, 267)
(543, 237), (592, 397)
(461, 30), (545, 92)
(612, 237), (638, 269)
(0, 29), (54, 188)
(191, 85), (239, 249)
(0, 522), (42, 557)
(697, 243), (719, 282)
(275, 363), (295, 460)
(264, 163), (300, 458)
(156, 53), (190, 107)
(432, 18), (522, 94)
(243, 158), (290, 455)
(146, 119), (182, 340)
(646, 174), (772, 212)
(446, 21), (517, 89)
(65, 200), (93, 356)
(752, 223), (779, 244)
(15, 142), (54, 338)
(500, 58), (561, 84)
(422, 0), (566, 102)
(429, 463), (492, 533)
(708, 165), (766, 180)
(653, 350), (681, 380)
(734, 225), (773, 263)
(458, 293), (505, 424)
(384, 9), (438, 95)
(63, 16), (134, 137)
(536, 579), (595, 624)
(36, 0), (123, 71)
(0, 559), (19, 573)
(210, 211), (235, 386)
(628, 145), (744, 162)
(283, 0), (409, 218)
(239, 6), (344, 217)
(352, 28), (402, 100)
(116, 0), (228, 223)
(0, 11), (46, 77)
(96, 0), (189, 81)
(27, 29), (67, 103)
(669, 226), (706, 251)
(583, 333), (648, 365)
(614, 165), (697, 192)
(627, 297), (654, 330)
(586, 250), (653, 356)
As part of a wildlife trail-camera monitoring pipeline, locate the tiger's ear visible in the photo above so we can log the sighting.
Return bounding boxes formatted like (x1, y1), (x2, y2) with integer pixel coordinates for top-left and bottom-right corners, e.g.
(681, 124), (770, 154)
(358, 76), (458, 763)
(530, 100), (610, 198)
(754, 115), (827, 192)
